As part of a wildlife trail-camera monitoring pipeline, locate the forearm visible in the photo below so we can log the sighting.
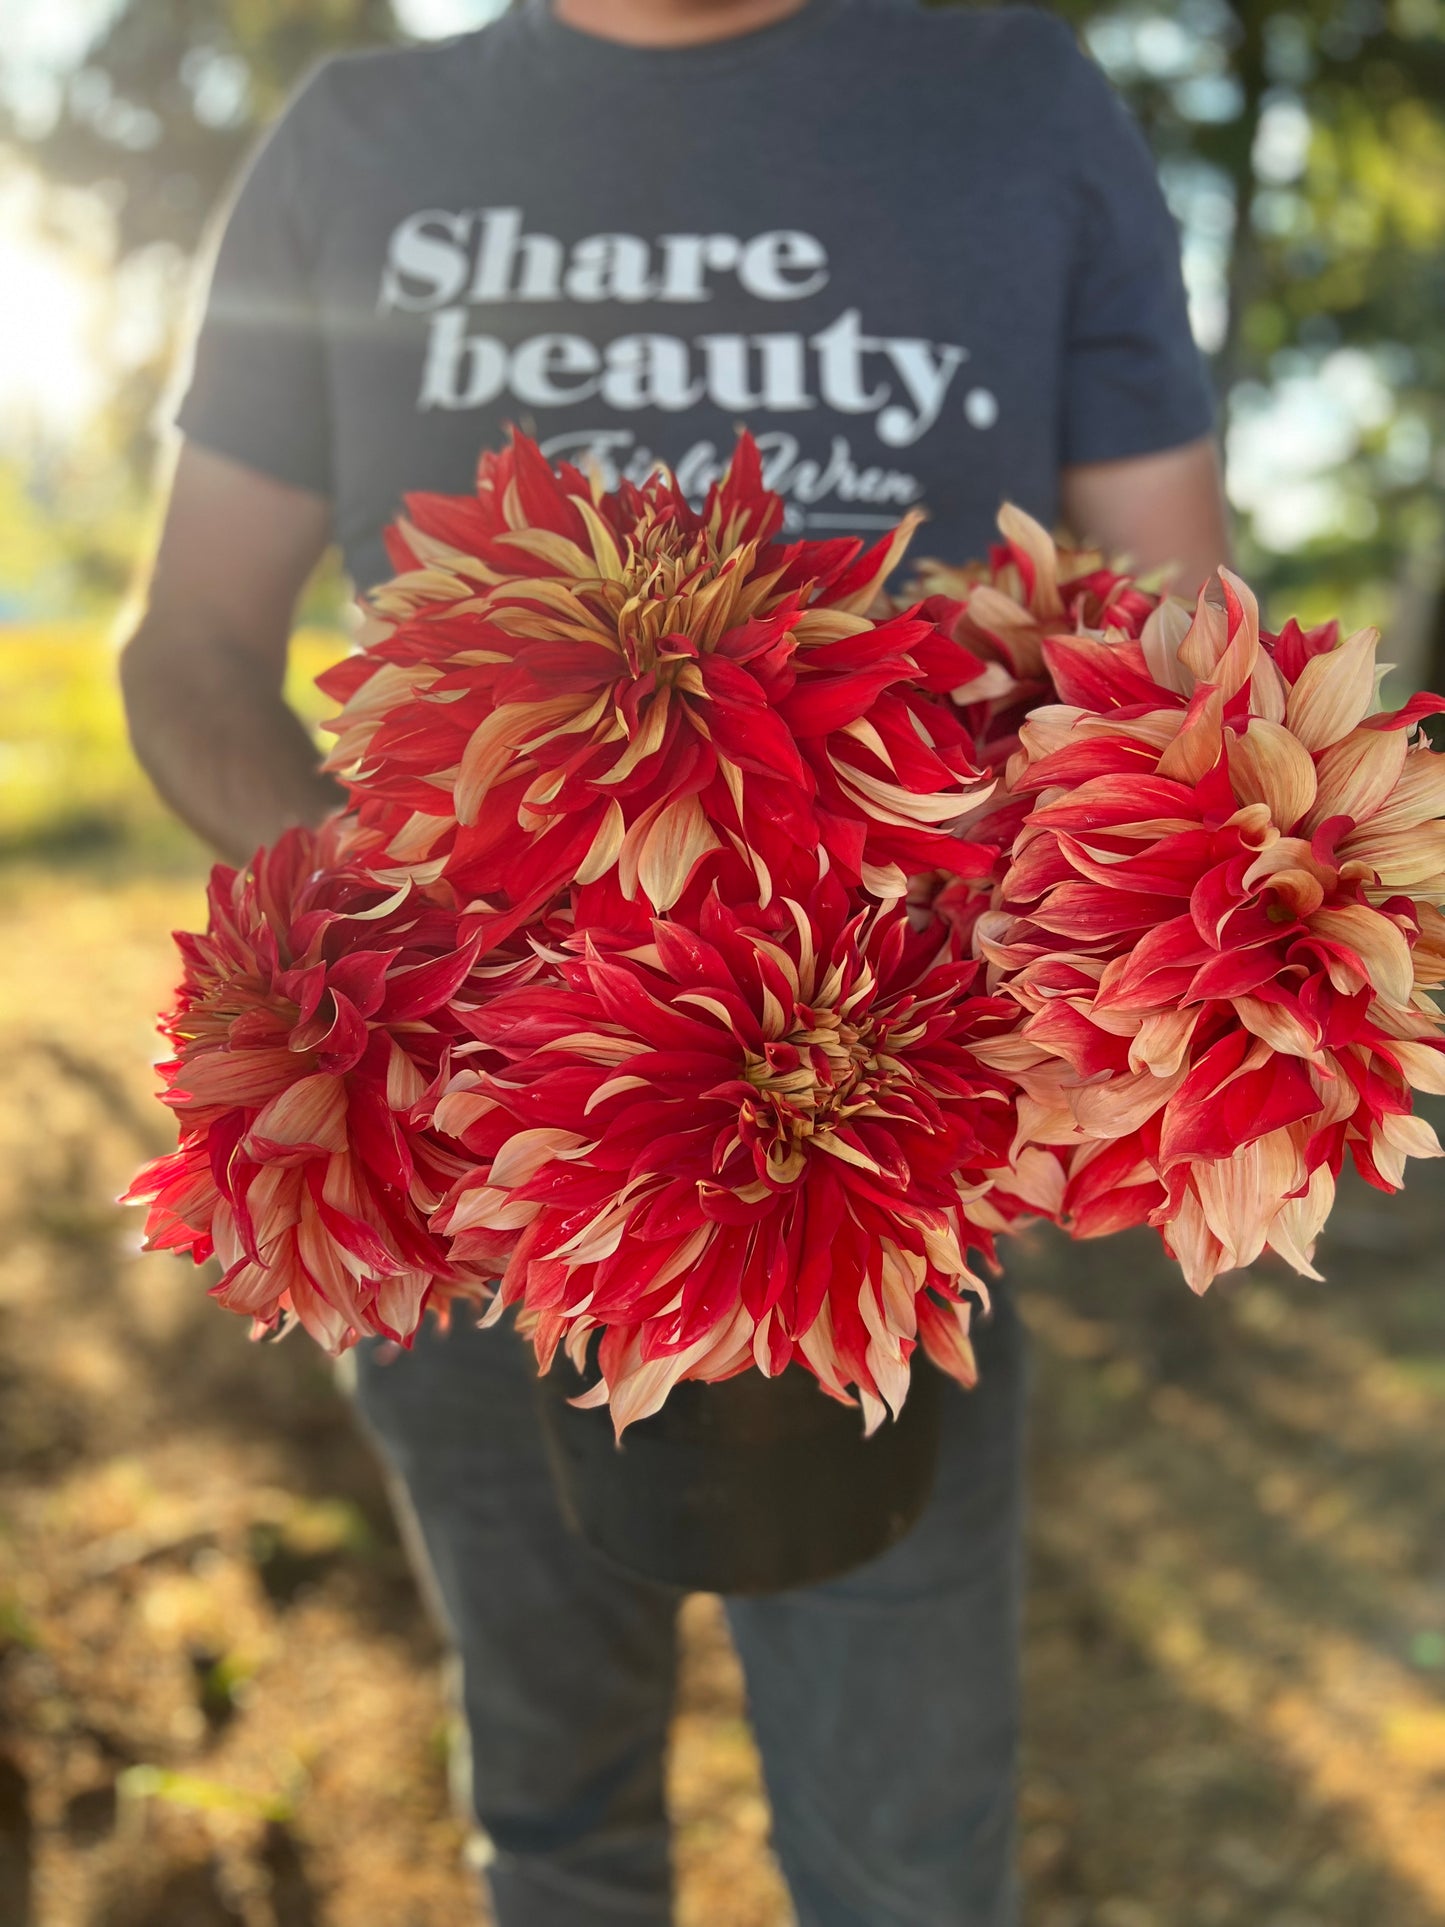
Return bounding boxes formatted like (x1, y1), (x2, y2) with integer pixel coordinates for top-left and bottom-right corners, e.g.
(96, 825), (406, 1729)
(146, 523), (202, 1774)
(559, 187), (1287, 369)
(1060, 435), (1232, 602)
(122, 625), (345, 867)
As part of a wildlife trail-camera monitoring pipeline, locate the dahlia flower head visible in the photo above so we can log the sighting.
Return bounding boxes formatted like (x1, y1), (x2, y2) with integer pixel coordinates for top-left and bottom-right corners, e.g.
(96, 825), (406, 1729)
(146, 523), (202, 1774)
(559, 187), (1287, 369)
(124, 819), (535, 1351)
(913, 503), (1165, 771)
(424, 871), (1035, 1433)
(319, 432), (997, 943)
(903, 504), (1171, 955)
(975, 567), (1445, 1291)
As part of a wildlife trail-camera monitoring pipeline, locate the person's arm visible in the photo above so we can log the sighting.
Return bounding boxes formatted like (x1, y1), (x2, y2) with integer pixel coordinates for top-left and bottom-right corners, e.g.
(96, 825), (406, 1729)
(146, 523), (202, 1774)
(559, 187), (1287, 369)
(1060, 433), (1232, 601)
(1039, 18), (1230, 601)
(120, 440), (343, 866)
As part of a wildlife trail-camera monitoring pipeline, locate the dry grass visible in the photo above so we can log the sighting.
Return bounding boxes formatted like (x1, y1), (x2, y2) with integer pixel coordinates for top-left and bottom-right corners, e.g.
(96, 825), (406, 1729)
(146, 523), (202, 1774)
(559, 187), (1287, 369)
(1, 625), (1443, 1924)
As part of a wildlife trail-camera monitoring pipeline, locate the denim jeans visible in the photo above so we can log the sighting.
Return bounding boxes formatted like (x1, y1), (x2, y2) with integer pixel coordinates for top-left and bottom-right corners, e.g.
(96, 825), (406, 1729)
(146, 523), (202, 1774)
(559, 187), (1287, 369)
(351, 1293), (1027, 1927)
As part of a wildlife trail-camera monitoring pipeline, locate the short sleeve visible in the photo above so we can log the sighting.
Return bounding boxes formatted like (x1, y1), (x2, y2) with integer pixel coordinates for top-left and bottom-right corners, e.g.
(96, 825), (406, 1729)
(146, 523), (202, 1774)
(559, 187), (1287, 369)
(1054, 27), (1217, 466)
(174, 74), (333, 497)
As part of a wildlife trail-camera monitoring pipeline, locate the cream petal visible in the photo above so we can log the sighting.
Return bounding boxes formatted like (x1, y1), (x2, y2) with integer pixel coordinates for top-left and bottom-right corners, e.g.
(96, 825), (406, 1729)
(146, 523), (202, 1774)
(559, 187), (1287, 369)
(1388, 1039), (1445, 1094)
(1234, 995), (1323, 1061)
(1128, 1007), (1199, 1078)
(456, 701), (559, 826)
(1071, 1066), (1181, 1138)
(1365, 750), (1445, 835)
(573, 799), (627, 887)
(1378, 1110), (1444, 1163)
(996, 503), (1064, 617)
(1337, 822), (1445, 892)
(1176, 585), (1229, 685)
(1227, 719), (1318, 831)
(1284, 626), (1381, 752)
(1156, 687), (1224, 784)
(247, 1074), (348, 1155)
(1248, 647), (1289, 724)
(1206, 569), (1261, 703)
(1307, 726), (1407, 831)
(1309, 902), (1415, 1007)
(634, 794), (720, 910)
(489, 1126), (591, 1191)
(1192, 1128), (1304, 1276)
(1163, 1189), (1228, 1294)
(1140, 598), (1195, 696)
(1266, 1161), (1332, 1280)
(1005, 1145), (1067, 1216)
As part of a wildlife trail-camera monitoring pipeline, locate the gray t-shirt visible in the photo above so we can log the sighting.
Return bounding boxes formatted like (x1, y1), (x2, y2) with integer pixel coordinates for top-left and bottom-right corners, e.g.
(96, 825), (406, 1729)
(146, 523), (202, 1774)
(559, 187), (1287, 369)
(177, 0), (1215, 589)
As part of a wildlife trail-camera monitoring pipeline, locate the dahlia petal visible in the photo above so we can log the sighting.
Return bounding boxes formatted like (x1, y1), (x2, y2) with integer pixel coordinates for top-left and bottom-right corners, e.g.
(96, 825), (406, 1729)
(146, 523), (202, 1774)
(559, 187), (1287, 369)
(245, 1074), (348, 1157)
(1234, 993), (1322, 1061)
(635, 794), (722, 912)
(1127, 1007), (1199, 1078)
(1377, 1109), (1443, 1164)
(489, 1126), (593, 1191)
(916, 1293), (979, 1389)
(1307, 726), (1407, 833)
(574, 799), (627, 888)
(1248, 647), (1289, 725)
(1161, 1191), (1228, 1294)
(372, 1271), (435, 1343)
(1388, 1039), (1445, 1094)
(1364, 751), (1445, 835)
(1156, 686), (1224, 784)
(1192, 1126), (1304, 1274)
(1175, 589), (1228, 686)
(1309, 904), (1414, 1006)
(1003, 1145), (1068, 1217)
(1335, 822), (1445, 891)
(1211, 570), (1261, 702)
(1366, 689), (1445, 734)
(456, 701), (568, 826)
(171, 1047), (304, 1110)
(1071, 1065), (1180, 1139)
(381, 943), (482, 1023)
(1284, 625), (1381, 752)
(1266, 1163), (1331, 1281)
(385, 1039), (428, 1111)
(1227, 719), (1317, 831)
(1140, 598), (1195, 697)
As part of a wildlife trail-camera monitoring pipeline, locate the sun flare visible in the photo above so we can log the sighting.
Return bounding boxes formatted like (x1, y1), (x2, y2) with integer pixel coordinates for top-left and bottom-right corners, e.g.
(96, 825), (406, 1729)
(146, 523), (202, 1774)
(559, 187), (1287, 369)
(0, 204), (106, 439)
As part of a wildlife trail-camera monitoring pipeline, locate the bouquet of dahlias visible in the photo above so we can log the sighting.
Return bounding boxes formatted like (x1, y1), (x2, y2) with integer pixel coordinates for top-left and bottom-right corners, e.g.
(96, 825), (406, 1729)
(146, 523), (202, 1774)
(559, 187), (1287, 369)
(130, 435), (1021, 1429)
(128, 435), (1445, 1430)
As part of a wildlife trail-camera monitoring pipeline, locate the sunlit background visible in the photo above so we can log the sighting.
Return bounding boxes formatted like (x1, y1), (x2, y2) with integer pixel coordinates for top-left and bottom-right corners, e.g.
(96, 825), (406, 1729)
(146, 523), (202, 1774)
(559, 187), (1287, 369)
(1, 6), (1444, 1926)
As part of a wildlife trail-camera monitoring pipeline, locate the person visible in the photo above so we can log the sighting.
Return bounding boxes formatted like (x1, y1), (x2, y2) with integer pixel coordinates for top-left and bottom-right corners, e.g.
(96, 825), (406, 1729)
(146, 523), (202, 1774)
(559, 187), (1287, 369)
(120, 3), (1232, 1921)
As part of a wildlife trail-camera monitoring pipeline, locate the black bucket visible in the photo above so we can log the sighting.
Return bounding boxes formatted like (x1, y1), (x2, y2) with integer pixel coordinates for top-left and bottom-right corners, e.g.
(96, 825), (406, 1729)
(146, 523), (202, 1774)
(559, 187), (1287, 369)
(533, 1344), (943, 1594)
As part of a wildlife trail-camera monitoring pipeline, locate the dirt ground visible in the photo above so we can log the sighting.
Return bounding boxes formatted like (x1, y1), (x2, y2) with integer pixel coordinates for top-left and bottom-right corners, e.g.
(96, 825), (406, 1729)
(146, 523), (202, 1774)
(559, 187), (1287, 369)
(2, 861), (1444, 1927)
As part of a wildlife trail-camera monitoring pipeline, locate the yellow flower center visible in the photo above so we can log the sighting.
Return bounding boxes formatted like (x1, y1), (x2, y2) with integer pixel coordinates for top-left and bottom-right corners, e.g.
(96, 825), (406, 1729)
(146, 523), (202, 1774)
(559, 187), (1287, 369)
(592, 512), (779, 683)
(740, 1009), (893, 1177)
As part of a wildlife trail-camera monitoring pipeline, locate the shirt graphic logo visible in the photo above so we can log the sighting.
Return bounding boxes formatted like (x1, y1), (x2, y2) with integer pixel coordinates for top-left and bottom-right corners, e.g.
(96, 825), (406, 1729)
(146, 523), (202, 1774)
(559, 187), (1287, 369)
(378, 207), (997, 458)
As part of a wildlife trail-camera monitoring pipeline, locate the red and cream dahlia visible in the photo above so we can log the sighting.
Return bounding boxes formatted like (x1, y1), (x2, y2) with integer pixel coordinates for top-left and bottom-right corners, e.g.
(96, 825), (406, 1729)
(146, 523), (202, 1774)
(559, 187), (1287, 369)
(901, 506), (1174, 954)
(424, 873), (1024, 1432)
(319, 433), (995, 942)
(912, 502), (1166, 770)
(125, 820), (526, 1351)
(978, 568), (1445, 1289)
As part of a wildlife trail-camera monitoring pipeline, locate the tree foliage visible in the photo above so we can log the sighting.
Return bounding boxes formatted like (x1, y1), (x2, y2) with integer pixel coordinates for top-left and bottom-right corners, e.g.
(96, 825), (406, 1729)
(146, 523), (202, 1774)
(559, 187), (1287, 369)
(4, 0), (402, 258)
